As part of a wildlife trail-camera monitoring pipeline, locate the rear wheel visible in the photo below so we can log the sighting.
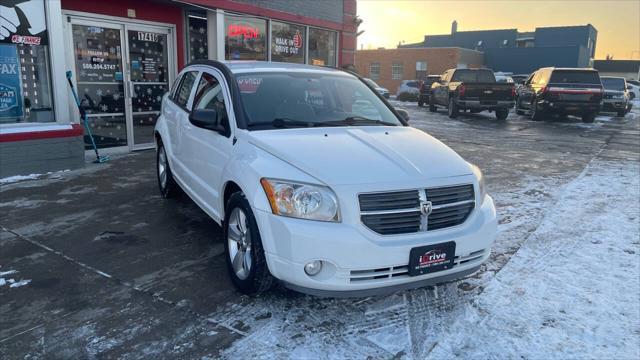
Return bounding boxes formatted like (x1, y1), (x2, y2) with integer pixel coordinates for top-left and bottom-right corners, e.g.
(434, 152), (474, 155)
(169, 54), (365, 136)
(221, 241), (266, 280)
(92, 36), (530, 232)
(418, 99), (424, 107)
(157, 143), (178, 198)
(495, 108), (509, 121)
(531, 100), (544, 121)
(617, 110), (626, 117)
(224, 192), (274, 295)
(429, 96), (437, 112)
(448, 97), (459, 118)
(581, 113), (596, 123)
(515, 99), (525, 115)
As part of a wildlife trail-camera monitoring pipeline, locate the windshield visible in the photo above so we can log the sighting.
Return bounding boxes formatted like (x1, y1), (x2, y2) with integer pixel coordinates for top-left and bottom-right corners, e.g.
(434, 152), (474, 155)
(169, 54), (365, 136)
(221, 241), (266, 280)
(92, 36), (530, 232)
(601, 78), (626, 91)
(451, 69), (496, 83)
(549, 70), (600, 84)
(236, 72), (402, 129)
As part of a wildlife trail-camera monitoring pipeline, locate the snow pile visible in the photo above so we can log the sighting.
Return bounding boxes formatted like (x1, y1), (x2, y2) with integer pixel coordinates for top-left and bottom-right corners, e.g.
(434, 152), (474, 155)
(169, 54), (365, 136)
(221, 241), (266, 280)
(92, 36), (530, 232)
(0, 173), (43, 185)
(0, 268), (31, 289)
(429, 158), (640, 358)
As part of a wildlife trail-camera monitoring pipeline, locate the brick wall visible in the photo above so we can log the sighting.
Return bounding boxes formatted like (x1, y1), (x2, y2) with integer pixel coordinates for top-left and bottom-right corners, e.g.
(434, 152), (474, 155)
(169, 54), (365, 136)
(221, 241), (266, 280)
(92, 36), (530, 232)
(231, 0), (344, 23)
(0, 136), (85, 178)
(355, 48), (484, 94)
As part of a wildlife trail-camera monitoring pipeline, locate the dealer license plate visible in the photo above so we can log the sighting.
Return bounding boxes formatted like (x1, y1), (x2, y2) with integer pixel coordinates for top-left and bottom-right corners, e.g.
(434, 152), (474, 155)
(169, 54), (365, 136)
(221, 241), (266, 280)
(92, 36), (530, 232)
(408, 242), (456, 276)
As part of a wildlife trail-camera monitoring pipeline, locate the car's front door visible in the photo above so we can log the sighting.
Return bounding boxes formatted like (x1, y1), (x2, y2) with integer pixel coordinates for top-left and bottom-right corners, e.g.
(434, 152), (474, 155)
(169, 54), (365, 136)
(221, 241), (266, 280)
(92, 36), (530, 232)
(180, 69), (234, 222)
(166, 70), (198, 181)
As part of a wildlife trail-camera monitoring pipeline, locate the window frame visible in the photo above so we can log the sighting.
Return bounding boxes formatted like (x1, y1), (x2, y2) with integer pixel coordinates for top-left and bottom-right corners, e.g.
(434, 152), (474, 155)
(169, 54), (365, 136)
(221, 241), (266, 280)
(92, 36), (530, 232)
(369, 62), (381, 80)
(171, 70), (198, 111)
(391, 62), (404, 80)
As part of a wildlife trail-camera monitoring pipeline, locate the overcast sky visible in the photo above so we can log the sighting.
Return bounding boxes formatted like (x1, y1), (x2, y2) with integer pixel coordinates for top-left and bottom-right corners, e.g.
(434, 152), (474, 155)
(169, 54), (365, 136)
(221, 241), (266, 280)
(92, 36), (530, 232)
(357, 0), (640, 60)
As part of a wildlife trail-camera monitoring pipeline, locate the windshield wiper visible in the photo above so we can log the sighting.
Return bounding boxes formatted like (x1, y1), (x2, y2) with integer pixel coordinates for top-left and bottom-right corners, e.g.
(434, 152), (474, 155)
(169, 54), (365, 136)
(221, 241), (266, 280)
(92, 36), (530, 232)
(324, 116), (398, 127)
(247, 118), (316, 129)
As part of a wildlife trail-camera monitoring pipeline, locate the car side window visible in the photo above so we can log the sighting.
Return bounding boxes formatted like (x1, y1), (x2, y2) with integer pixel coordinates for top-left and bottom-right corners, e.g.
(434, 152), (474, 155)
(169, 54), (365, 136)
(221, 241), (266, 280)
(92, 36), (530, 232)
(174, 71), (197, 110)
(193, 72), (230, 136)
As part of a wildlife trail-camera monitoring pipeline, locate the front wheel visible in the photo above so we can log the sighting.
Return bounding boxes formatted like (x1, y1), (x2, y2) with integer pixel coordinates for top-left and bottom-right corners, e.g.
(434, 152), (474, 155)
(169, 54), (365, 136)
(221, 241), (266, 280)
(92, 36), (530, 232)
(448, 97), (459, 118)
(515, 99), (525, 115)
(429, 96), (437, 112)
(617, 110), (626, 117)
(224, 192), (275, 295)
(418, 100), (424, 107)
(495, 108), (509, 121)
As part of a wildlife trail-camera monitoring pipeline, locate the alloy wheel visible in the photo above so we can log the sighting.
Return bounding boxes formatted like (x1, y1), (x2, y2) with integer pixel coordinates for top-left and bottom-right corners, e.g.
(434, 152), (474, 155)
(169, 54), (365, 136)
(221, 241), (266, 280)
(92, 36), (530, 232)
(158, 148), (167, 189)
(227, 207), (252, 280)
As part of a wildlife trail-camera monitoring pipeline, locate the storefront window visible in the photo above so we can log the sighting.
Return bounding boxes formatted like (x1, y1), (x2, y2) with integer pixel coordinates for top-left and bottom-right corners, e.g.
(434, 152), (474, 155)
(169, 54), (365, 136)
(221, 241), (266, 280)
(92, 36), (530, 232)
(224, 14), (266, 61)
(187, 12), (208, 61)
(271, 21), (305, 64)
(308, 28), (336, 67)
(0, 0), (54, 124)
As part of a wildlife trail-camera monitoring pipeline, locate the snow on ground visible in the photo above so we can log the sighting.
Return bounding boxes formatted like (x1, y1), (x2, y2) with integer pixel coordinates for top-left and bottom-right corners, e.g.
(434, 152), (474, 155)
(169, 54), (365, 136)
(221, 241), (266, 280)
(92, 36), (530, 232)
(0, 268), (31, 289)
(429, 158), (640, 358)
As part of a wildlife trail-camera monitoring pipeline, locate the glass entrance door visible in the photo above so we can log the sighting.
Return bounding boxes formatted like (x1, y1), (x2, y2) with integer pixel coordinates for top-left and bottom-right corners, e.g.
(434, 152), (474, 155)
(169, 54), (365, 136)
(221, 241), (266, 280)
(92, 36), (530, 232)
(68, 16), (174, 151)
(70, 22), (128, 149)
(125, 26), (172, 149)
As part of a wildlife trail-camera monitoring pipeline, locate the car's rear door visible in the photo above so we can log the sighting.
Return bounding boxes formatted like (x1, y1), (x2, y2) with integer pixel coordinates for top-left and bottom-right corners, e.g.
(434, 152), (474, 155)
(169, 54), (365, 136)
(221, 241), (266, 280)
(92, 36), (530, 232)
(180, 68), (235, 222)
(165, 70), (198, 181)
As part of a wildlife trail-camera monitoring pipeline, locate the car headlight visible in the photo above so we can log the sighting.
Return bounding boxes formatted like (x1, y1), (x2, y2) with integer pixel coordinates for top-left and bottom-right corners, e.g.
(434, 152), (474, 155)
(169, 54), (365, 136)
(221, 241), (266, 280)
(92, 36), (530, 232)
(469, 163), (487, 202)
(260, 178), (340, 222)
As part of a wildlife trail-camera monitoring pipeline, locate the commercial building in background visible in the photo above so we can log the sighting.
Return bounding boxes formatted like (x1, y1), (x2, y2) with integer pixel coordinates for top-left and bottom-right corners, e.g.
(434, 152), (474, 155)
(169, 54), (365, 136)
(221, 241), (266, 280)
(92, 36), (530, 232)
(401, 23), (597, 75)
(0, 0), (357, 178)
(354, 48), (483, 95)
(593, 60), (640, 80)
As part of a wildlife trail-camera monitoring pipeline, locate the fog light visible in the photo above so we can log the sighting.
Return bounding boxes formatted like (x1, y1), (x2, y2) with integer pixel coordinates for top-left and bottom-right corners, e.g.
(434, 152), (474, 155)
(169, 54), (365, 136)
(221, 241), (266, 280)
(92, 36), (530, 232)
(304, 260), (323, 276)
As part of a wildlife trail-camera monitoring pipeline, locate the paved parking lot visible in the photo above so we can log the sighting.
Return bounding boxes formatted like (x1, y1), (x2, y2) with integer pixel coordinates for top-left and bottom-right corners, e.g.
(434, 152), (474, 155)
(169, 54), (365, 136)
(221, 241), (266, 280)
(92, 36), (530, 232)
(1, 103), (638, 358)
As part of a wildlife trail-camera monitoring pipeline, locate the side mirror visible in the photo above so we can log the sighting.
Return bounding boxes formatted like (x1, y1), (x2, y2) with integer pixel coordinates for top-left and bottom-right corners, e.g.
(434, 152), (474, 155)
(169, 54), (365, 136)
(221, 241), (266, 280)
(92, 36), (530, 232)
(189, 109), (226, 134)
(396, 108), (410, 121)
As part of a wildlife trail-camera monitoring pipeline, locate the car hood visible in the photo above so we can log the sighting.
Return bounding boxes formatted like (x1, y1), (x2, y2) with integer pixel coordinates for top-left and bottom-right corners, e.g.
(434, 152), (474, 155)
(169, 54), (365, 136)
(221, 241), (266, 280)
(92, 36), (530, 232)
(247, 126), (472, 185)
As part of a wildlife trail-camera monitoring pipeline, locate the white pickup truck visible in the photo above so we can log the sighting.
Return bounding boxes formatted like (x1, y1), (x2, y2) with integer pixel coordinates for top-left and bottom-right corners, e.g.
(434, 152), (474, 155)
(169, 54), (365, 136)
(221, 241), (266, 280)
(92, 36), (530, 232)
(154, 61), (497, 297)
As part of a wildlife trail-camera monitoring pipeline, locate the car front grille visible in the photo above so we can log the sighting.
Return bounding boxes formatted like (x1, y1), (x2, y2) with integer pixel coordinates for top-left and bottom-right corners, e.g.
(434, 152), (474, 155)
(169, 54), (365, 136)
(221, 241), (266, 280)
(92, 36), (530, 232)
(349, 249), (487, 283)
(359, 185), (475, 235)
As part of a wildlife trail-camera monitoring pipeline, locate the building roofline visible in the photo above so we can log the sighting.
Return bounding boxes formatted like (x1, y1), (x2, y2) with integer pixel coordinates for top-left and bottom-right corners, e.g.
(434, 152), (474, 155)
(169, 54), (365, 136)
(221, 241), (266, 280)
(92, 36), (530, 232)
(357, 46), (484, 54)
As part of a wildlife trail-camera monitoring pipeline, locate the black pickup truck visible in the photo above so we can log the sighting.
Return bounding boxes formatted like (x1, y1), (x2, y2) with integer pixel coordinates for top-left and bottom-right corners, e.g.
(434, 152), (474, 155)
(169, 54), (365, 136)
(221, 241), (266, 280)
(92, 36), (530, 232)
(429, 68), (515, 120)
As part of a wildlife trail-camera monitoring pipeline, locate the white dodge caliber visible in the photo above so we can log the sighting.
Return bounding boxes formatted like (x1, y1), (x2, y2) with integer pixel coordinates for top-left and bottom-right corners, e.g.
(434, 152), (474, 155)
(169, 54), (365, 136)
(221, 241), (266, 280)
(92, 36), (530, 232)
(155, 61), (497, 297)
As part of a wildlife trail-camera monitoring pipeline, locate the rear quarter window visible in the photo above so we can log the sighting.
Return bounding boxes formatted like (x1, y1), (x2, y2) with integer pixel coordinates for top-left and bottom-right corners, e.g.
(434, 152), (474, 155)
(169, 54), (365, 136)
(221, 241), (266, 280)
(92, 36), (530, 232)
(550, 70), (600, 84)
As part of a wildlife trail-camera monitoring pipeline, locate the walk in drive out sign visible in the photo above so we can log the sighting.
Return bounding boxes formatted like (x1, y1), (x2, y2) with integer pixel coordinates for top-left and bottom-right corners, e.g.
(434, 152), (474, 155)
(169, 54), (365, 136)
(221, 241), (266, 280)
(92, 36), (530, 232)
(0, 44), (23, 120)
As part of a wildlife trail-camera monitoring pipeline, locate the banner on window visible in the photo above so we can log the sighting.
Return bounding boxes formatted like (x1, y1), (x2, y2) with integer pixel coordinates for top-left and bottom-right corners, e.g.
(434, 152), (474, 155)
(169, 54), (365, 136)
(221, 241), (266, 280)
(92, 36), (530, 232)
(0, 44), (23, 119)
(0, 0), (49, 45)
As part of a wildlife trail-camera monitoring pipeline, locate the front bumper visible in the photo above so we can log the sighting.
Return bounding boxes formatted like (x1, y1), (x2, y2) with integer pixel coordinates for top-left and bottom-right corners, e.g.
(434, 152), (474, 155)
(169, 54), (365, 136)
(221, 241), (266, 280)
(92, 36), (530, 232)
(601, 99), (627, 111)
(456, 100), (514, 109)
(253, 195), (497, 296)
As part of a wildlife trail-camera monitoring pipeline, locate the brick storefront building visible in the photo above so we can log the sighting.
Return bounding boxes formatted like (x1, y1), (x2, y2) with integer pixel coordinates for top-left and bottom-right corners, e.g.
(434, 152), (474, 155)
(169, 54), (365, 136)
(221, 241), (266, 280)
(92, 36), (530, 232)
(355, 48), (483, 94)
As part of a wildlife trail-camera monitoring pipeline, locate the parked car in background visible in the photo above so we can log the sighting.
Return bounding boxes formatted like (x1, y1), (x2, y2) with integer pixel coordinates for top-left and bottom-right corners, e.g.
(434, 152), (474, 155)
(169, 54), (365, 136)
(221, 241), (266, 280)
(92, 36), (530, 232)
(429, 68), (516, 120)
(515, 67), (603, 123)
(511, 74), (529, 84)
(627, 80), (640, 87)
(600, 76), (629, 117)
(155, 61), (497, 296)
(418, 75), (441, 107)
(396, 80), (421, 101)
(626, 82), (640, 100)
(494, 72), (514, 83)
(363, 78), (390, 98)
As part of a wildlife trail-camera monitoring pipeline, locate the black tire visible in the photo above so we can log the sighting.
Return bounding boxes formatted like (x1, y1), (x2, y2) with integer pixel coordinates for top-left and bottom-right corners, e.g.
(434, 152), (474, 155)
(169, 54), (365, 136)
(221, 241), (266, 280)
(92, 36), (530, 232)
(418, 100), (424, 107)
(515, 99), (525, 115)
(531, 100), (544, 121)
(157, 142), (179, 198)
(617, 110), (626, 117)
(223, 192), (275, 295)
(495, 108), (509, 121)
(448, 97), (459, 118)
(629, 92), (635, 100)
(581, 113), (596, 123)
(429, 96), (437, 112)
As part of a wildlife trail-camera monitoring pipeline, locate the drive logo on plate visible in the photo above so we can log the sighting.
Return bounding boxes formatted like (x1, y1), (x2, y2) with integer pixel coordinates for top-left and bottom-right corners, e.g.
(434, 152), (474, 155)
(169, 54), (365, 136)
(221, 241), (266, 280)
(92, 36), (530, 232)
(418, 250), (447, 267)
